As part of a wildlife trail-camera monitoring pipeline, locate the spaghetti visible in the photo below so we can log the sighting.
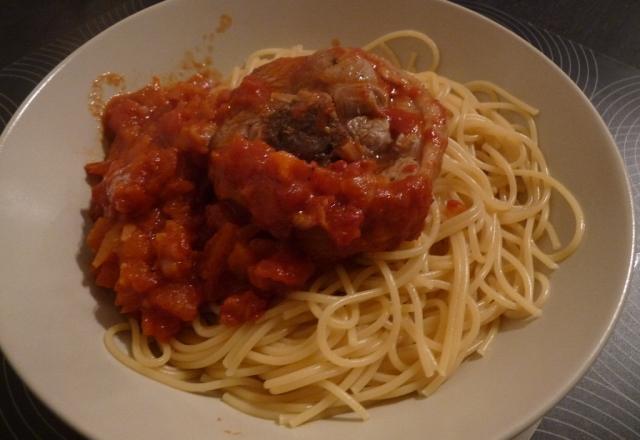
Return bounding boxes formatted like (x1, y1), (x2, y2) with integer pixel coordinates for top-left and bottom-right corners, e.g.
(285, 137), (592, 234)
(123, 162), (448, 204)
(99, 31), (584, 426)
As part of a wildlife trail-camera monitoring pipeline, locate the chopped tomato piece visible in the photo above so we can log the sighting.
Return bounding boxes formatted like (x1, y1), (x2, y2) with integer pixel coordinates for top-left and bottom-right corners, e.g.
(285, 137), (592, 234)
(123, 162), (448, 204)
(153, 220), (193, 280)
(95, 261), (119, 288)
(200, 222), (238, 299)
(147, 283), (201, 321)
(220, 291), (267, 326)
(141, 308), (182, 342)
(117, 260), (158, 293)
(248, 248), (315, 291)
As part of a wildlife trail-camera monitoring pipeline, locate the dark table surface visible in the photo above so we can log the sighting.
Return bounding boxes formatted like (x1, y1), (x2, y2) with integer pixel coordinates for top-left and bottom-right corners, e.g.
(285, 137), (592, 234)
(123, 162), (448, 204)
(3, 0), (640, 71)
(1, 1), (639, 439)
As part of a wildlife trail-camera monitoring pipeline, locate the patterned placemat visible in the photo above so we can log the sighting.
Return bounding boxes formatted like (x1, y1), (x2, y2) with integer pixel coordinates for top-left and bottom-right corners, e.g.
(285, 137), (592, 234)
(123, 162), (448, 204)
(1, 1), (639, 438)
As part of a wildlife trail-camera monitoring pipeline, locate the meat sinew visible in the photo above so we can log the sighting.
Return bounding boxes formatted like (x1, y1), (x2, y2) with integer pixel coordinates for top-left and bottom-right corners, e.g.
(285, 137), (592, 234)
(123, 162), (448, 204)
(210, 46), (449, 260)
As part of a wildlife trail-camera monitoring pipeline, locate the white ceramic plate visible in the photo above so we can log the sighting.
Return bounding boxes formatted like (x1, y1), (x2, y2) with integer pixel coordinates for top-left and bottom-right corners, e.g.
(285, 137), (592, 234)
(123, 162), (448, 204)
(0, 1), (633, 439)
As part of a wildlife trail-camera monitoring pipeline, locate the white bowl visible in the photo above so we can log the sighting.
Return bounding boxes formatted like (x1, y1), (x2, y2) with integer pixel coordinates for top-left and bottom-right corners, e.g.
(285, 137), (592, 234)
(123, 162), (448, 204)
(0, 1), (633, 439)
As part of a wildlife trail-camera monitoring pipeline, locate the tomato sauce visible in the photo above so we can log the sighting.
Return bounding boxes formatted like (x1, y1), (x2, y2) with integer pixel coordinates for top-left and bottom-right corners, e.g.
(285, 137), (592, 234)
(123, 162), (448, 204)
(86, 48), (447, 341)
(86, 75), (313, 341)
